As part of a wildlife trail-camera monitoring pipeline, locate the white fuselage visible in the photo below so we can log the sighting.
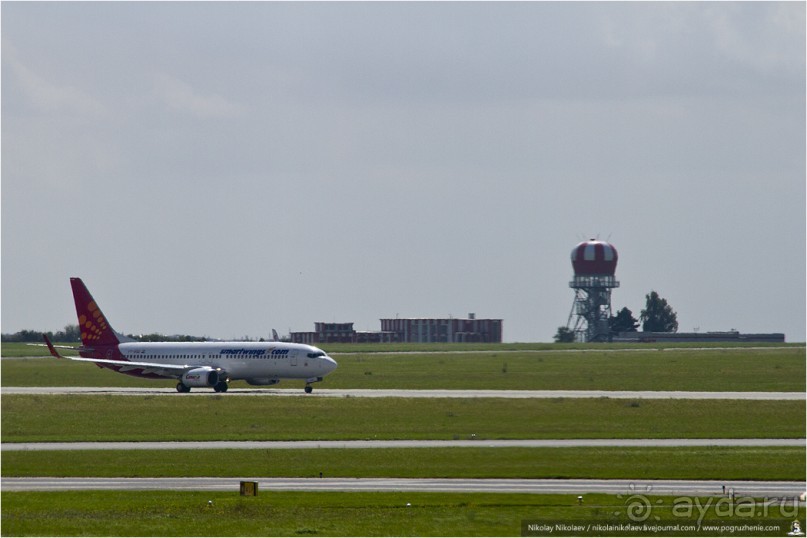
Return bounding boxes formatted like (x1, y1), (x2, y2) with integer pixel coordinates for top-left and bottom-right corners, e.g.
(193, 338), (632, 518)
(117, 341), (337, 382)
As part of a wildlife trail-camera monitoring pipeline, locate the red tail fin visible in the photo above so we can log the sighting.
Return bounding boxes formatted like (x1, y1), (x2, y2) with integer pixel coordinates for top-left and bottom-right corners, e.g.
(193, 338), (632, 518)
(70, 278), (120, 347)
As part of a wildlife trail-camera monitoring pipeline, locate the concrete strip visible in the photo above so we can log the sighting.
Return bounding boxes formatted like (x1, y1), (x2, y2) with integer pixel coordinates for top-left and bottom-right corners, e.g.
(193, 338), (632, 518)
(3, 438), (805, 451)
(2, 387), (804, 399)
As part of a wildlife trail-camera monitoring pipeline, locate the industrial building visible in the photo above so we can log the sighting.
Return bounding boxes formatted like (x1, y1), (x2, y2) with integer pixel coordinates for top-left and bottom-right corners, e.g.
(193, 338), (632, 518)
(289, 323), (392, 345)
(380, 315), (502, 343)
(613, 331), (785, 343)
(290, 315), (502, 344)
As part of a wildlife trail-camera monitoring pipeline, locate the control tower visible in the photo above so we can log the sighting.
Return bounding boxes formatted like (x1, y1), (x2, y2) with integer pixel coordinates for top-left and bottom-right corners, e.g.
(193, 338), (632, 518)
(567, 239), (620, 342)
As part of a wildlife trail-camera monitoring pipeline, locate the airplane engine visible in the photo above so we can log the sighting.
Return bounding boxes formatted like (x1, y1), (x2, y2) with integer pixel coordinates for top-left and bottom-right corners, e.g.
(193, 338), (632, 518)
(245, 377), (280, 386)
(181, 367), (220, 388)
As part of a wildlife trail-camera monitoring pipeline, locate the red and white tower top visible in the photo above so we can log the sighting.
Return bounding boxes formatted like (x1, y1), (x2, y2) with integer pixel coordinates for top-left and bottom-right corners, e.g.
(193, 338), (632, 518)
(571, 239), (618, 276)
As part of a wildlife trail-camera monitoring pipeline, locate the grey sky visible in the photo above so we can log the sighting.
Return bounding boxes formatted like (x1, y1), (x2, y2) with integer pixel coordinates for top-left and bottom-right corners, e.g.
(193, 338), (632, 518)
(2, 2), (805, 342)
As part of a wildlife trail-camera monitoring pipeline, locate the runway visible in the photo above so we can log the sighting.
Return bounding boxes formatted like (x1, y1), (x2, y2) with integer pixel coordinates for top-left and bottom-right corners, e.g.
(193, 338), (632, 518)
(3, 438), (804, 451)
(3, 477), (803, 496)
(3, 386), (804, 399)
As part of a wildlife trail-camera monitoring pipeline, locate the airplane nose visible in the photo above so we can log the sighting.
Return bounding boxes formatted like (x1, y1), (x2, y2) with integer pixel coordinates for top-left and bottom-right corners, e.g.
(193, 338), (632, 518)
(324, 356), (338, 373)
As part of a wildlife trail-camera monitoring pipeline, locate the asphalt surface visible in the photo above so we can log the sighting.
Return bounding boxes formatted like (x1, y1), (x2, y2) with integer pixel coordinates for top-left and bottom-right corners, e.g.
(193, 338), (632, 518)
(3, 477), (804, 496)
(3, 439), (804, 451)
(3, 387), (804, 399)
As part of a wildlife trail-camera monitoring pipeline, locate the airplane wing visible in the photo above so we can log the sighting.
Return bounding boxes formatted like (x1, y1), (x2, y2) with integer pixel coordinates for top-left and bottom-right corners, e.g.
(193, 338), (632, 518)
(41, 335), (195, 377)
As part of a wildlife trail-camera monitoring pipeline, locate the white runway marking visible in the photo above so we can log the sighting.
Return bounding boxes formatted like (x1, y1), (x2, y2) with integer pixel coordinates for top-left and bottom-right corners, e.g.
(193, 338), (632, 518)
(3, 438), (804, 451)
(2, 386), (804, 399)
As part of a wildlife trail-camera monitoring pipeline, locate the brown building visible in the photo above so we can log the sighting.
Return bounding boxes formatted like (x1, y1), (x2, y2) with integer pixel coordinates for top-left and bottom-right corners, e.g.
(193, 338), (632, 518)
(290, 315), (503, 344)
(290, 322), (354, 344)
(290, 322), (397, 344)
(380, 315), (502, 343)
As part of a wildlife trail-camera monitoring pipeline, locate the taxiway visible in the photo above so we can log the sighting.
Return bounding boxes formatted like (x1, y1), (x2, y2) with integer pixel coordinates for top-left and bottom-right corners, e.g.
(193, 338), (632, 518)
(2, 387), (803, 399)
(2, 438), (804, 451)
(3, 477), (803, 497)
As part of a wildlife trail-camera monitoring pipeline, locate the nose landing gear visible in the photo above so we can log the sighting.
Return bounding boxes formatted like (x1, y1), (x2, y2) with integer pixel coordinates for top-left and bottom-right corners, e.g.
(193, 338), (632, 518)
(304, 376), (324, 394)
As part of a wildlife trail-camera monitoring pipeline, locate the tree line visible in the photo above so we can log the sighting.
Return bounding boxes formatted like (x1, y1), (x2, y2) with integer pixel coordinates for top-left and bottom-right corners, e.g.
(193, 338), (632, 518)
(1, 325), (211, 343)
(554, 290), (679, 343)
(2, 325), (82, 343)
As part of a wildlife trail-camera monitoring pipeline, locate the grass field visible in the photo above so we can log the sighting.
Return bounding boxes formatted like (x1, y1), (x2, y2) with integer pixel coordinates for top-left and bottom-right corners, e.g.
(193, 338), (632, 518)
(3, 447), (803, 481)
(2, 395), (803, 442)
(2, 346), (805, 391)
(3, 343), (803, 536)
(3, 490), (803, 536)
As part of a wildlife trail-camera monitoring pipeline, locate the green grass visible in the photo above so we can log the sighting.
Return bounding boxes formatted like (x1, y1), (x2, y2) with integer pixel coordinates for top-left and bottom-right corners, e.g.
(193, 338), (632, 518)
(2, 346), (805, 391)
(2, 395), (803, 442)
(3, 491), (803, 536)
(3, 447), (803, 481)
(326, 347), (806, 391)
(325, 341), (804, 353)
(5, 341), (800, 358)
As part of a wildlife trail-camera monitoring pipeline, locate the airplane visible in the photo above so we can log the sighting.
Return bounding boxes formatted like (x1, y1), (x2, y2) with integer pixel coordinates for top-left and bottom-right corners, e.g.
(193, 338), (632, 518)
(42, 278), (338, 393)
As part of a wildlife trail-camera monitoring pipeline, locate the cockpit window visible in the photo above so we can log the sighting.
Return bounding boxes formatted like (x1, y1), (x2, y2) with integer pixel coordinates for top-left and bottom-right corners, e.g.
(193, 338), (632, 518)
(307, 351), (326, 358)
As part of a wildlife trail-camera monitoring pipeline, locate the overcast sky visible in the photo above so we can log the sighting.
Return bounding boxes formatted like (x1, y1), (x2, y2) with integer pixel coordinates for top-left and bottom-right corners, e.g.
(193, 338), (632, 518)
(2, 2), (805, 342)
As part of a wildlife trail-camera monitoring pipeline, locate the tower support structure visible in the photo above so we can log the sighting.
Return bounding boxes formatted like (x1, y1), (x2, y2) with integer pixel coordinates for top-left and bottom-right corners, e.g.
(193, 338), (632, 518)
(567, 275), (619, 342)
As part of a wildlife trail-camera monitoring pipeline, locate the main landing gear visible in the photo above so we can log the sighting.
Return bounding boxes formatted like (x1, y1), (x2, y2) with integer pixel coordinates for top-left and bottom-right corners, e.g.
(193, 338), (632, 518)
(213, 381), (229, 393)
(175, 381), (229, 393)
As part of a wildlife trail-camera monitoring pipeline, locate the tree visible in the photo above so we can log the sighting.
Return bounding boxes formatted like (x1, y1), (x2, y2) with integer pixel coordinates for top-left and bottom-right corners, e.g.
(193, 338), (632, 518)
(53, 324), (80, 342)
(610, 307), (639, 335)
(554, 326), (576, 343)
(0, 329), (43, 343)
(640, 291), (678, 333)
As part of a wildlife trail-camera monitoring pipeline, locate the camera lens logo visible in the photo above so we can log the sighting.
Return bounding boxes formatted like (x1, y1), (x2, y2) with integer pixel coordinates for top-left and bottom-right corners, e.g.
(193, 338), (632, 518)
(614, 484), (662, 523)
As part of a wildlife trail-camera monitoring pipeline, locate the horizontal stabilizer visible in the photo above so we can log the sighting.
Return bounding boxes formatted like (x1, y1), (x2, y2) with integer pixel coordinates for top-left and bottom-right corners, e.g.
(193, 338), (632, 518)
(41, 335), (68, 359)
